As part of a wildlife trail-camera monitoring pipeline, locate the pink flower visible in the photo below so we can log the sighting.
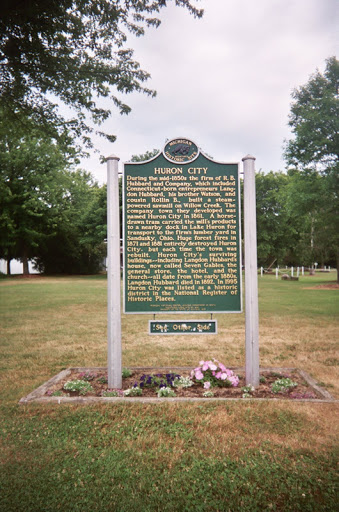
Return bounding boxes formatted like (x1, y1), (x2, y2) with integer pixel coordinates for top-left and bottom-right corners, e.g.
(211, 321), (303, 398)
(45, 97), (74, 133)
(199, 360), (205, 366)
(209, 362), (217, 371)
(220, 373), (227, 380)
(219, 363), (226, 372)
(204, 381), (211, 389)
(195, 371), (204, 380)
(229, 376), (239, 387)
(215, 372), (222, 379)
(202, 363), (209, 371)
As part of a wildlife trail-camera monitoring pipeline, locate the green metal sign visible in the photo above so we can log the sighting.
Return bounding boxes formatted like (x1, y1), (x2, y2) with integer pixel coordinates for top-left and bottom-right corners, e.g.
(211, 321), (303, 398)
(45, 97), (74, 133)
(123, 138), (242, 314)
(149, 320), (217, 335)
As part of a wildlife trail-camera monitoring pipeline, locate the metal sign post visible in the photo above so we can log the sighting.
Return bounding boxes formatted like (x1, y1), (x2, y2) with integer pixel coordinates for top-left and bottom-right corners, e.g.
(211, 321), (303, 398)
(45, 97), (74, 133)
(243, 155), (260, 387)
(107, 154), (122, 389)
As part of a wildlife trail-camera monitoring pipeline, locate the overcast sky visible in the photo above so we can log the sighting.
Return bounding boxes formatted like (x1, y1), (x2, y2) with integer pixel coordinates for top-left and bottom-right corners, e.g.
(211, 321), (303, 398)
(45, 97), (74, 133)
(78, 0), (338, 183)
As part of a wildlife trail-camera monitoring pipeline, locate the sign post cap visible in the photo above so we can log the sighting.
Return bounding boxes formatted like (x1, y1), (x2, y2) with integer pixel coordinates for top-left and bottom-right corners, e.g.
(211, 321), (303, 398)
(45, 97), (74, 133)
(107, 154), (120, 161)
(242, 154), (256, 162)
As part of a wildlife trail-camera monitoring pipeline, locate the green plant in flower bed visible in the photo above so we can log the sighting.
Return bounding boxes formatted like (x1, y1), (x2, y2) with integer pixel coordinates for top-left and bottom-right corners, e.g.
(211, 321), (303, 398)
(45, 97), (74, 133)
(46, 390), (64, 397)
(63, 379), (94, 395)
(135, 372), (181, 390)
(101, 389), (123, 397)
(122, 368), (133, 378)
(173, 376), (194, 388)
(51, 390), (63, 397)
(157, 387), (176, 398)
(242, 384), (255, 398)
(203, 390), (214, 397)
(124, 387), (143, 397)
(97, 375), (108, 384)
(271, 378), (298, 394)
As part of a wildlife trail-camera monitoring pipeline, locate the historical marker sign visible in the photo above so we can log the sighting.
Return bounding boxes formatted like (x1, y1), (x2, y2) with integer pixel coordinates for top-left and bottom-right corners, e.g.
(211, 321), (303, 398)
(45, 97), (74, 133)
(123, 138), (242, 314)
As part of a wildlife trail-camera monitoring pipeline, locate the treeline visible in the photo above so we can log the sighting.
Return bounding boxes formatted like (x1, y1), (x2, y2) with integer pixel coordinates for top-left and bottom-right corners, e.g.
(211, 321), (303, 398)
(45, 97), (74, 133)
(1, 53), (337, 275)
(0, 159), (336, 274)
(255, 170), (337, 269)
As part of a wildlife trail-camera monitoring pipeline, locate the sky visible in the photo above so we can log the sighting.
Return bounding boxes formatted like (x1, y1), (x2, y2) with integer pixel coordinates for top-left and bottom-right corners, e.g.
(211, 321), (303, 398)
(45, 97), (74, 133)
(78, 0), (338, 184)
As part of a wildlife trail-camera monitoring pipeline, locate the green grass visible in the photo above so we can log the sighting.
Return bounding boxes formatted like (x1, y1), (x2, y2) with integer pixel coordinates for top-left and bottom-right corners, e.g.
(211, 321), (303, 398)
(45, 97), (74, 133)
(258, 273), (339, 317)
(0, 272), (338, 511)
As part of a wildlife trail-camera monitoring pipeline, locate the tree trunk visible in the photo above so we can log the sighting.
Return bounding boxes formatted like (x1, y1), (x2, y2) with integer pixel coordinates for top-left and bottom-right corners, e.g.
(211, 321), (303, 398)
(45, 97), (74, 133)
(7, 259), (11, 275)
(22, 254), (30, 275)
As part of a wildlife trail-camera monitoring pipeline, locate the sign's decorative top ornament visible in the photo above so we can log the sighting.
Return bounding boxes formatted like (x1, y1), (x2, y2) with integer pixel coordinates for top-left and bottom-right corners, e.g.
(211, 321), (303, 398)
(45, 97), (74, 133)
(163, 137), (199, 163)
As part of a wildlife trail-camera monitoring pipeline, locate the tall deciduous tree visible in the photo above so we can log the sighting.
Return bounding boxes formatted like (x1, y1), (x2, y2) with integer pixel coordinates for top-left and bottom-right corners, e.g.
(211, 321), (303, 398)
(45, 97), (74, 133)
(0, 108), (76, 273)
(284, 57), (339, 281)
(0, 1), (203, 147)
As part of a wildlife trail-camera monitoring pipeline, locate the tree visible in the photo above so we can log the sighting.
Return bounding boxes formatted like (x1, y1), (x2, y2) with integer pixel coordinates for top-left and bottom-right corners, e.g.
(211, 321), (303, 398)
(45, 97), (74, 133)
(80, 185), (107, 249)
(284, 57), (339, 281)
(0, 1), (203, 148)
(0, 106), (108, 275)
(131, 149), (159, 162)
(0, 108), (77, 274)
(34, 170), (107, 274)
(285, 169), (333, 268)
(255, 171), (296, 268)
(284, 57), (339, 173)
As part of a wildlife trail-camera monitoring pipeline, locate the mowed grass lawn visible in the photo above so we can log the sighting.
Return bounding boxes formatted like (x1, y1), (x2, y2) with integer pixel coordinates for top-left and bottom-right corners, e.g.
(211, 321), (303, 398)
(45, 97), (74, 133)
(0, 272), (338, 511)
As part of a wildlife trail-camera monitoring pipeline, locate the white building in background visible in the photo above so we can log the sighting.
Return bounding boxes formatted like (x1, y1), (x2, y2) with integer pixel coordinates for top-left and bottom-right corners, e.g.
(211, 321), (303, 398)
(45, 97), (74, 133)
(0, 259), (39, 275)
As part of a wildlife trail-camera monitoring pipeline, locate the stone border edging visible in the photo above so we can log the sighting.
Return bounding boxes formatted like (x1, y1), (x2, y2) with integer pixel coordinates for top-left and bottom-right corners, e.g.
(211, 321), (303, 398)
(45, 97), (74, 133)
(19, 366), (337, 405)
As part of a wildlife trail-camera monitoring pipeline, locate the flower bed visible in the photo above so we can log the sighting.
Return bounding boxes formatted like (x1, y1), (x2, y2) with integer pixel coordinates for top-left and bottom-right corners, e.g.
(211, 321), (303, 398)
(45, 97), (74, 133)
(43, 359), (324, 400)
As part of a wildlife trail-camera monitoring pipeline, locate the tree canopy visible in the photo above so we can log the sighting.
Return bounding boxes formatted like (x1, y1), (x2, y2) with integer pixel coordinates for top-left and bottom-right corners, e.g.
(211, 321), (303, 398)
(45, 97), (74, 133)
(284, 56), (339, 281)
(130, 148), (159, 161)
(284, 56), (339, 174)
(0, 105), (107, 274)
(0, 1), (203, 148)
(0, 108), (74, 272)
